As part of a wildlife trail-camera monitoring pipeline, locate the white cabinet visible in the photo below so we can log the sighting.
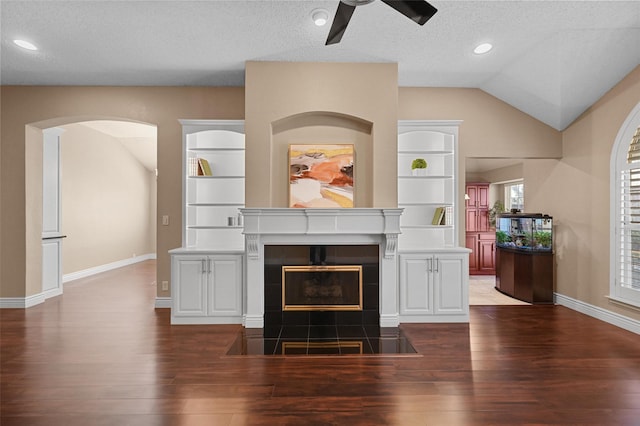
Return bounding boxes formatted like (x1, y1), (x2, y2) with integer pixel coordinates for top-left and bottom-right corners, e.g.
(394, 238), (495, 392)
(172, 255), (208, 317)
(170, 252), (243, 324)
(399, 250), (469, 322)
(170, 121), (245, 325)
(180, 120), (245, 250)
(397, 121), (461, 249)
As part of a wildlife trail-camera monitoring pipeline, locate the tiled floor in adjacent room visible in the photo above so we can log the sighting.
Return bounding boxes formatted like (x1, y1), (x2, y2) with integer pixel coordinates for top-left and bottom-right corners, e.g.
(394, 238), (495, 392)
(226, 325), (418, 356)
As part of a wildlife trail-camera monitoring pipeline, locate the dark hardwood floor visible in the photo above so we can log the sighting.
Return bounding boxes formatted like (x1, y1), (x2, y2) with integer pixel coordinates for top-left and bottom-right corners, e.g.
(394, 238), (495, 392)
(2, 260), (639, 425)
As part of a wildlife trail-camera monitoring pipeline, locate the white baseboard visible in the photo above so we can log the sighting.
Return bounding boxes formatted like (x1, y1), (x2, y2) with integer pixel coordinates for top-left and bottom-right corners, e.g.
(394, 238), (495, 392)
(1, 255), (157, 309)
(243, 314), (264, 328)
(0, 293), (46, 309)
(171, 316), (243, 325)
(155, 297), (171, 309)
(555, 292), (640, 335)
(380, 313), (400, 327)
(63, 253), (156, 283)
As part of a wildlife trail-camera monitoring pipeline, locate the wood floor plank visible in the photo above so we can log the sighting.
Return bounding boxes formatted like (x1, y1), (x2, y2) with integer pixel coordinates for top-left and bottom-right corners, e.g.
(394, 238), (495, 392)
(2, 260), (640, 425)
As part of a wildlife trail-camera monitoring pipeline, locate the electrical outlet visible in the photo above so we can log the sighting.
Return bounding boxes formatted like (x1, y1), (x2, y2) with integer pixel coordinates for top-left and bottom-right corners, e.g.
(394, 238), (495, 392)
(162, 215), (169, 226)
(161, 281), (169, 291)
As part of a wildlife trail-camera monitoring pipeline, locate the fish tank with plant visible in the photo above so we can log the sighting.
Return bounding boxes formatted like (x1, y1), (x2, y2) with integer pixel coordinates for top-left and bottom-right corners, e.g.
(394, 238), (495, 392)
(496, 213), (553, 252)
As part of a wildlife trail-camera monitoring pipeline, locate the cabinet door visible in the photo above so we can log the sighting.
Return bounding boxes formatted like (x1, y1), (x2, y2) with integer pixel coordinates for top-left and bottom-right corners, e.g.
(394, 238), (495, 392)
(477, 208), (490, 232)
(465, 233), (478, 272)
(466, 208), (478, 232)
(466, 185), (478, 208)
(208, 256), (243, 316)
(478, 239), (495, 273)
(477, 185), (489, 209)
(433, 254), (467, 315)
(399, 256), (433, 315)
(172, 256), (208, 317)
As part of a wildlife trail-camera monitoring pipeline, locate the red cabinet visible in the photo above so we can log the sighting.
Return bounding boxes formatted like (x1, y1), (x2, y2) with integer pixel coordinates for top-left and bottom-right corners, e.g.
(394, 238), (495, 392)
(465, 183), (495, 275)
(466, 183), (490, 232)
(465, 232), (496, 275)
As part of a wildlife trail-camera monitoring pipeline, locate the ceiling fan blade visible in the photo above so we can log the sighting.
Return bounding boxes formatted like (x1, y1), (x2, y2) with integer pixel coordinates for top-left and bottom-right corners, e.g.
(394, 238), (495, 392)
(380, 0), (437, 25)
(326, 1), (357, 45)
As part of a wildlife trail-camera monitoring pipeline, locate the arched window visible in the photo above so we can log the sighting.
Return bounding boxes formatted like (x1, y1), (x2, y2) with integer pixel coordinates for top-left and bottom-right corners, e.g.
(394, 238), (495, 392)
(611, 102), (640, 308)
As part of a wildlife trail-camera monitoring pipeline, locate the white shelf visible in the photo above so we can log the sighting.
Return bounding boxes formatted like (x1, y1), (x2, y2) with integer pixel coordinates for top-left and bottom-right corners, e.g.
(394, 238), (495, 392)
(187, 202), (244, 206)
(187, 176), (245, 179)
(397, 175), (454, 180)
(188, 148), (245, 152)
(401, 225), (454, 229)
(398, 121), (460, 250)
(188, 226), (244, 229)
(398, 150), (453, 155)
(181, 121), (245, 249)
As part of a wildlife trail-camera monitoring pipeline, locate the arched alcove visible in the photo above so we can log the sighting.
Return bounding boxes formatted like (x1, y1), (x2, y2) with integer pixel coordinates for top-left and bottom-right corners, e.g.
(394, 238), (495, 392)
(270, 111), (374, 207)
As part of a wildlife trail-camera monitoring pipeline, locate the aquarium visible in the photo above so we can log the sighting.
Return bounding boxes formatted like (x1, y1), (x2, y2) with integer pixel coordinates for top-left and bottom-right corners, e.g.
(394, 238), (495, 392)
(496, 213), (553, 252)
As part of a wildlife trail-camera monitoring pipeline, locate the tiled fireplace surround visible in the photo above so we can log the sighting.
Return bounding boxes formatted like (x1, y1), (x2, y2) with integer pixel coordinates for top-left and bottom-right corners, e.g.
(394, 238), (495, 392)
(241, 208), (403, 329)
(264, 244), (380, 329)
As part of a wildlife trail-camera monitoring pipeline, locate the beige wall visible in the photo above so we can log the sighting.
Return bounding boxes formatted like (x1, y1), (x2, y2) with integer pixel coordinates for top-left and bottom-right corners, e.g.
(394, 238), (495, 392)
(149, 172), (157, 255)
(245, 62), (399, 207)
(60, 123), (156, 274)
(470, 163), (524, 185)
(530, 66), (640, 321)
(398, 87), (563, 245)
(2, 64), (639, 327)
(467, 162), (524, 208)
(0, 86), (244, 298)
(398, 88), (563, 159)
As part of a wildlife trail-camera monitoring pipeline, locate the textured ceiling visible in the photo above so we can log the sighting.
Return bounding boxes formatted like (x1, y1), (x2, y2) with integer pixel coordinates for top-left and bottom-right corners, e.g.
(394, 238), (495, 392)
(2, 0), (639, 130)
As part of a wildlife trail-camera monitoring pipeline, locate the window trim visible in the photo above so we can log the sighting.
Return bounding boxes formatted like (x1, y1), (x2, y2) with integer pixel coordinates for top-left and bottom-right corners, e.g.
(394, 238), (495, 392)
(504, 180), (524, 212)
(610, 101), (640, 308)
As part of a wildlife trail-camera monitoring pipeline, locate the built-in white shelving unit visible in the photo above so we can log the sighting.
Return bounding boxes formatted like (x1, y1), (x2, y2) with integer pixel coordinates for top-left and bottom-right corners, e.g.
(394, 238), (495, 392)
(170, 120), (245, 325)
(397, 121), (461, 249)
(396, 120), (469, 323)
(181, 120), (245, 251)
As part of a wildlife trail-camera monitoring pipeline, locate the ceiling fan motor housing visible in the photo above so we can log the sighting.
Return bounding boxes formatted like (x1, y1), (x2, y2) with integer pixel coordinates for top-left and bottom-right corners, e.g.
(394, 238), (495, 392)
(341, 0), (375, 6)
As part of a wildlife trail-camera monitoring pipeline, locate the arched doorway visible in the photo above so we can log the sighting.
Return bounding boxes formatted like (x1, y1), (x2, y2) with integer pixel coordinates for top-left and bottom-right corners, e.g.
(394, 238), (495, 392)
(29, 116), (158, 304)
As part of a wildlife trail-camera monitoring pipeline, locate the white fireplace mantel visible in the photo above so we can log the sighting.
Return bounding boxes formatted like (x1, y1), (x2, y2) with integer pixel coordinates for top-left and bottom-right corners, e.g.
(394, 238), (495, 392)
(240, 208), (403, 328)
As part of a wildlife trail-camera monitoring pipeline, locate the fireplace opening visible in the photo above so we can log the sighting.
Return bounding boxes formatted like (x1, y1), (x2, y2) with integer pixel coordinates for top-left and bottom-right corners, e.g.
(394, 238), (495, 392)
(264, 244), (379, 328)
(282, 265), (363, 311)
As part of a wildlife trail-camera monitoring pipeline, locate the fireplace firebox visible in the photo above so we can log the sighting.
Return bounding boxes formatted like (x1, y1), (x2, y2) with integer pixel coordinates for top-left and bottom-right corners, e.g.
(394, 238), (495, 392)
(265, 245), (379, 328)
(282, 265), (363, 311)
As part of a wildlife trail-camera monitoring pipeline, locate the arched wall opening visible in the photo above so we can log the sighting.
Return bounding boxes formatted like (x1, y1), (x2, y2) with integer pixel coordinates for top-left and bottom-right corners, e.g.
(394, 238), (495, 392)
(25, 116), (158, 302)
(270, 111), (374, 207)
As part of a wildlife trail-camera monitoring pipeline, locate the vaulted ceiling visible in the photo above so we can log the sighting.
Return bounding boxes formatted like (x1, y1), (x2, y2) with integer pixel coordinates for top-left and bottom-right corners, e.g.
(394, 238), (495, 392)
(2, 0), (639, 130)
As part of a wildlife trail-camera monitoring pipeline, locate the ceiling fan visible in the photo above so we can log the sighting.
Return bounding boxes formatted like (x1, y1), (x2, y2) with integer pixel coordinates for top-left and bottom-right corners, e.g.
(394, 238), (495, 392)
(325, 0), (438, 45)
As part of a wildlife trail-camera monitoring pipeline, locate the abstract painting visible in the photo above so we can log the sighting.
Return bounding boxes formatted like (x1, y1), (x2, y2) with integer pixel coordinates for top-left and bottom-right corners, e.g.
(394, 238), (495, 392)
(289, 144), (354, 208)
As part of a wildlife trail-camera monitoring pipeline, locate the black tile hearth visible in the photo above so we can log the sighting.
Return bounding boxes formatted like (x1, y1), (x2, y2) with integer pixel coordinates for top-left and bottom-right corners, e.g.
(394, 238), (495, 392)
(226, 326), (418, 356)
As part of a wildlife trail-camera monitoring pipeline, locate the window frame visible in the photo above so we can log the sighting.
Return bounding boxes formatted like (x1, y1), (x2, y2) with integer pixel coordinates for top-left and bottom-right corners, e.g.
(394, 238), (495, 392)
(610, 101), (640, 308)
(504, 180), (524, 212)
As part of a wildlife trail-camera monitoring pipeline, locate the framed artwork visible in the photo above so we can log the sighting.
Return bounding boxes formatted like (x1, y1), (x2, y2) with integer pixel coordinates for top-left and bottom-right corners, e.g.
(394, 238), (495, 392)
(289, 144), (354, 208)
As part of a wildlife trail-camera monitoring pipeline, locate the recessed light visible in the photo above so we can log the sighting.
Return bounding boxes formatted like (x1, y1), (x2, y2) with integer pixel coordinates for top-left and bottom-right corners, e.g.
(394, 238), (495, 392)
(312, 9), (329, 27)
(474, 43), (493, 55)
(14, 39), (38, 51)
